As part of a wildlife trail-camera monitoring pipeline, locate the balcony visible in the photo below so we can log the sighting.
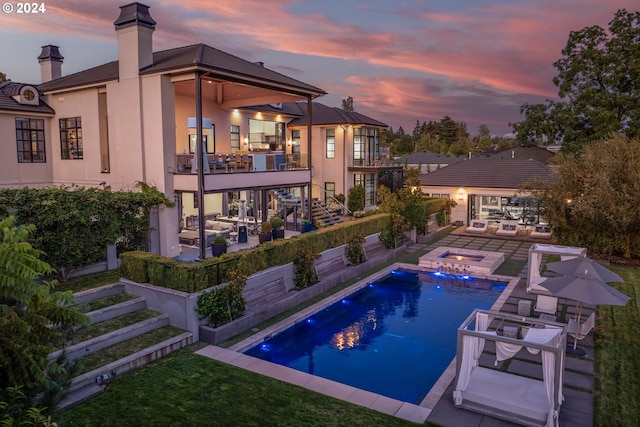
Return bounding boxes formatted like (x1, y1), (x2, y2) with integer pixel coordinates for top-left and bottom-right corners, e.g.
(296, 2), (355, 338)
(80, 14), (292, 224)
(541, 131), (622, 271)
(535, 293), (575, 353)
(348, 157), (401, 172)
(173, 151), (310, 193)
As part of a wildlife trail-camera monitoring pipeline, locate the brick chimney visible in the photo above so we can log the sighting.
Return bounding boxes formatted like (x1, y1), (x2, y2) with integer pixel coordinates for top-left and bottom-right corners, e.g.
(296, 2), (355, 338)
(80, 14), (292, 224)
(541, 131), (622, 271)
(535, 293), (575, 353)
(38, 45), (64, 83)
(113, 2), (156, 80)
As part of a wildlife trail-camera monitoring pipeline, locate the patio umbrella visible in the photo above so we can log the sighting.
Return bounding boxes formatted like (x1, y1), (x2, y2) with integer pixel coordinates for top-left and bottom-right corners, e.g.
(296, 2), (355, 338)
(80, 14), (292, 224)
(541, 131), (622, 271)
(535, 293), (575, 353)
(540, 269), (630, 351)
(545, 257), (623, 283)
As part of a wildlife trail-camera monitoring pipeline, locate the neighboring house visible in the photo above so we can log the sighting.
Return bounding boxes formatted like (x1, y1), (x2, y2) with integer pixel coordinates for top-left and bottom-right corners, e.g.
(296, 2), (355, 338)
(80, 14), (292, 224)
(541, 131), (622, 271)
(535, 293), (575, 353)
(398, 151), (467, 174)
(419, 146), (555, 226)
(0, 2), (326, 258)
(286, 102), (403, 208)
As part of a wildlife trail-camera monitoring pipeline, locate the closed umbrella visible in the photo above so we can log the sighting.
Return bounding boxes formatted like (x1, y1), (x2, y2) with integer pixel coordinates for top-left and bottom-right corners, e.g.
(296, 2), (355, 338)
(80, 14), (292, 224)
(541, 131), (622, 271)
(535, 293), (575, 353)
(546, 257), (623, 283)
(540, 269), (630, 353)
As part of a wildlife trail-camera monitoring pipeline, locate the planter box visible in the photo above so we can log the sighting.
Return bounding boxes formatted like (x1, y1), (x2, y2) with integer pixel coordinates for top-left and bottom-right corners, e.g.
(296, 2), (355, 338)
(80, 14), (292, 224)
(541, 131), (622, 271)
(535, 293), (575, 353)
(211, 243), (227, 257)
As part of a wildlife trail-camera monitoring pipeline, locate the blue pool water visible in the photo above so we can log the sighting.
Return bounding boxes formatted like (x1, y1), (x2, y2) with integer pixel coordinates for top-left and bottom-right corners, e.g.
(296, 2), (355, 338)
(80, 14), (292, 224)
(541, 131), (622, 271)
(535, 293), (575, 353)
(244, 269), (506, 404)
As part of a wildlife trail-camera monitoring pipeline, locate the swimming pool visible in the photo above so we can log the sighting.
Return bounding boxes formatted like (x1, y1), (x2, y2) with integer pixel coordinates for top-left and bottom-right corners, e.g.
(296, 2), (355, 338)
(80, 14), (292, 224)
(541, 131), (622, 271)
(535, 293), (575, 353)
(244, 268), (506, 404)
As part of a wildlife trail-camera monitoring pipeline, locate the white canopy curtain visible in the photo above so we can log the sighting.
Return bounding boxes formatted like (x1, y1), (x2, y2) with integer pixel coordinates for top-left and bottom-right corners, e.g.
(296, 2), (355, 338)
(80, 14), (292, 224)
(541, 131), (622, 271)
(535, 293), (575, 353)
(454, 310), (565, 427)
(453, 311), (489, 405)
(492, 328), (563, 427)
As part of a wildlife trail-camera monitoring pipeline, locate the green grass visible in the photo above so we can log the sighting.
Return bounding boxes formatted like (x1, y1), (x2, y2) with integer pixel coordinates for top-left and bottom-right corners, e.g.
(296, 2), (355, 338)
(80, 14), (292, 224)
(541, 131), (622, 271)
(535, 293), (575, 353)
(593, 265), (640, 427)
(55, 269), (122, 293)
(60, 347), (434, 427)
(76, 293), (136, 313)
(493, 259), (527, 276)
(66, 309), (160, 346)
(76, 326), (185, 374)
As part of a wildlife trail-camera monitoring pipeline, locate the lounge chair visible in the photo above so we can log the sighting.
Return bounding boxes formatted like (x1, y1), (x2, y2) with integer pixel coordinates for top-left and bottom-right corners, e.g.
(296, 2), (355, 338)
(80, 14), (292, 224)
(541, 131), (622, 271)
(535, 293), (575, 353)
(466, 220), (488, 233)
(530, 224), (552, 239)
(533, 295), (558, 321)
(567, 312), (595, 343)
(467, 220), (488, 233)
(495, 220), (519, 236)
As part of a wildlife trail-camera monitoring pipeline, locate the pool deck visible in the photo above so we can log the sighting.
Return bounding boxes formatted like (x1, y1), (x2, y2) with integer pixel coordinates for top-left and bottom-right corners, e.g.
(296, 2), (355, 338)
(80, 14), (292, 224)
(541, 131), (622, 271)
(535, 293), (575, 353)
(196, 234), (594, 426)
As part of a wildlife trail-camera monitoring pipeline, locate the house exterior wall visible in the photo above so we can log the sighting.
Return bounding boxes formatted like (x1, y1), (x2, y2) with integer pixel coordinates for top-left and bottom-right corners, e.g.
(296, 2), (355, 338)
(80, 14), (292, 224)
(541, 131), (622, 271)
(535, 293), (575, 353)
(420, 184), (533, 225)
(45, 89), (104, 187)
(0, 112), (54, 188)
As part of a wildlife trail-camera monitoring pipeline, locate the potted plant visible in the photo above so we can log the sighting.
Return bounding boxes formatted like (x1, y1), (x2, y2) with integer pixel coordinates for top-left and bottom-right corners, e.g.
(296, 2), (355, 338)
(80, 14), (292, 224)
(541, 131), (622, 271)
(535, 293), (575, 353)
(258, 221), (272, 243)
(229, 196), (239, 216)
(211, 235), (228, 257)
(301, 218), (313, 233)
(270, 216), (285, 239)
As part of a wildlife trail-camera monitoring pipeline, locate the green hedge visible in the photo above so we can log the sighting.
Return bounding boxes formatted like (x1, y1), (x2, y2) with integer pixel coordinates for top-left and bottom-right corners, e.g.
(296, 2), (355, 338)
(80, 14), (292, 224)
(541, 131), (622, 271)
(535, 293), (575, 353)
(120, 213), (389, 292)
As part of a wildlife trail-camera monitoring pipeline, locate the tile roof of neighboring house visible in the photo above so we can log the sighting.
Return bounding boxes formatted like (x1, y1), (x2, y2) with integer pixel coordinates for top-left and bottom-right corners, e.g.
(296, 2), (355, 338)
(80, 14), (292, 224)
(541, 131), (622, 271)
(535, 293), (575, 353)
(402, 151), (469, 165)
(403, 145), (555, 167)
(0, 82), (55, 115)
(38, 44), (326, 97)
(286, 102), (388, 127)
(419, 155), (554, 189)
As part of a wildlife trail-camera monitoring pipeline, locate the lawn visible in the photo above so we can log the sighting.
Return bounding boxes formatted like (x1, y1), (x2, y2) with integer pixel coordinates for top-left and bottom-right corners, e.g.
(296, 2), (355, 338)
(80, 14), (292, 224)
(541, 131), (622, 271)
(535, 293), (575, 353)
(59, 348), (431, 427)
(593, 265), (640, 427)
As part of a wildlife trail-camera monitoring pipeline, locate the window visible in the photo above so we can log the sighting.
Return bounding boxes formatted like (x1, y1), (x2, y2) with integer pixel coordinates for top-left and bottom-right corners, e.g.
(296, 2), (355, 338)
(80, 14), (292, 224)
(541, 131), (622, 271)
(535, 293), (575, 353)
(249, 119), (285, 151)
(354, 173), (376, 207)
(16, 118), (46, 163)
(60, 117), (83, 159)
(230, 125), (240, 152)
(324, 182), (335, 205)
(326, 129), (335, 159)
(353, 127), (380, 166)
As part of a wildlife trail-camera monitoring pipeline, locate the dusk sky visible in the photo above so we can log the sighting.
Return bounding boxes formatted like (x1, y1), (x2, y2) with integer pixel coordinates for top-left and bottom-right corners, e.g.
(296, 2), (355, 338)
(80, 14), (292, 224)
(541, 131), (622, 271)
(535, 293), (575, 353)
(1, 0), (637, 136)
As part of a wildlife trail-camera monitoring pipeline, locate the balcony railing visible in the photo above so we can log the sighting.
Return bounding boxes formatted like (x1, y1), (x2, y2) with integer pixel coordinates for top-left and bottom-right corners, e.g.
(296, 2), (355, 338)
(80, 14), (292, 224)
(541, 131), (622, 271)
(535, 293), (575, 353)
(175, 152), (307, 174)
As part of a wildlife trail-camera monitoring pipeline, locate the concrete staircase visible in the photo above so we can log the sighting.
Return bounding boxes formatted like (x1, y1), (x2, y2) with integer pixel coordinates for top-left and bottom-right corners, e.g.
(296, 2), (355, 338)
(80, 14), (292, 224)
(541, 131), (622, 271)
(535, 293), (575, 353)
(55, 283), (193, 409)
(311, 198), (343, 228)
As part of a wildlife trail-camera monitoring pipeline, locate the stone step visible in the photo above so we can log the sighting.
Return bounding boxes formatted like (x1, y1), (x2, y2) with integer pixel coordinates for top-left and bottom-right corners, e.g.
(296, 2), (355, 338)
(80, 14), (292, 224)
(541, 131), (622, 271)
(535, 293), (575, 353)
(49, 313), (169, 361)
(74, 282), (125, 304)
(87, 296), (147, 324)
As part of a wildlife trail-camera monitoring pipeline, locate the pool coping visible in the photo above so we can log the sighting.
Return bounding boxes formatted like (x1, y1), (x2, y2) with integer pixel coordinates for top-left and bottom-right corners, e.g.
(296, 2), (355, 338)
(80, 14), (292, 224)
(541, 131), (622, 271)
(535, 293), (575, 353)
(196, 262), (519, 424)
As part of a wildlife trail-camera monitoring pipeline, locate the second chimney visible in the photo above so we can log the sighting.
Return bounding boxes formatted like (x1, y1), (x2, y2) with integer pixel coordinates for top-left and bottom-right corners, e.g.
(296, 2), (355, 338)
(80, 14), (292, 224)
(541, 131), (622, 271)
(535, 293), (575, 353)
(38, 45), (64, 83)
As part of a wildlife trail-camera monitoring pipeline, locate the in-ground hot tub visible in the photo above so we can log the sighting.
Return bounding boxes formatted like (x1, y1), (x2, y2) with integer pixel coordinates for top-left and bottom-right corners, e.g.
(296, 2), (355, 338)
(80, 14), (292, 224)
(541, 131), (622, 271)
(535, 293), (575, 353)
(418, 247), (505, 275)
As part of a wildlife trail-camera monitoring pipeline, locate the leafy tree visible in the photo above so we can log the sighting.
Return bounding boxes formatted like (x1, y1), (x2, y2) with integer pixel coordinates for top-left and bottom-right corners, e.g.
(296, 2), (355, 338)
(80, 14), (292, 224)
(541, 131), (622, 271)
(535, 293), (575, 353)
(513, 9), (640, 153)
(0, 71), (8, 83)
(475, 124), (493, 152)
(522, 135), (640, 258)
(0, 183), (172, 281)
(390, 134), (414, 155)
(341, 96), (355, 112)
(0, 216), (89, 415)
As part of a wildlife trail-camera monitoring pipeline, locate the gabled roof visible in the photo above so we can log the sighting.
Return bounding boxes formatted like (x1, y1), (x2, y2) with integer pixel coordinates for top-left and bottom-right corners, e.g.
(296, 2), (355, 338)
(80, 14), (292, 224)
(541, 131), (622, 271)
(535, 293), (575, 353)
(39, 44), (326, 97)
(286, 102), (387, 127)
(0, 82), (55, 115)
(420, 155), (554, 189)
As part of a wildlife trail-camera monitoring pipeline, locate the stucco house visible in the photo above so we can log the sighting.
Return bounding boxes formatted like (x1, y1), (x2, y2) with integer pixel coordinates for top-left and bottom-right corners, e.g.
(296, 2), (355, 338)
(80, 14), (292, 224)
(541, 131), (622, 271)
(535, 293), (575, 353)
(419, 146), (554, 228)
(285, 101), (403, 208)
(1, 2), (330, 259)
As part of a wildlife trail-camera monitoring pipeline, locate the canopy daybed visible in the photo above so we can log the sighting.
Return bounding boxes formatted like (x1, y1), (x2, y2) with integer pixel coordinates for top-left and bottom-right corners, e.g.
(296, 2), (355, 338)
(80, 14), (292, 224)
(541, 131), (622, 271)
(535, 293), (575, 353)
(454, 309), (567, 427)
(527, 244), (586, 293)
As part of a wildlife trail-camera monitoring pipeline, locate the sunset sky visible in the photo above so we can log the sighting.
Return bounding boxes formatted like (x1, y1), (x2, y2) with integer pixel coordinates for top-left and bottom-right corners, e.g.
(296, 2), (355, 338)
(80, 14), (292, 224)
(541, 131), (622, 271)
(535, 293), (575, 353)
(1, 0), (636, 136)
